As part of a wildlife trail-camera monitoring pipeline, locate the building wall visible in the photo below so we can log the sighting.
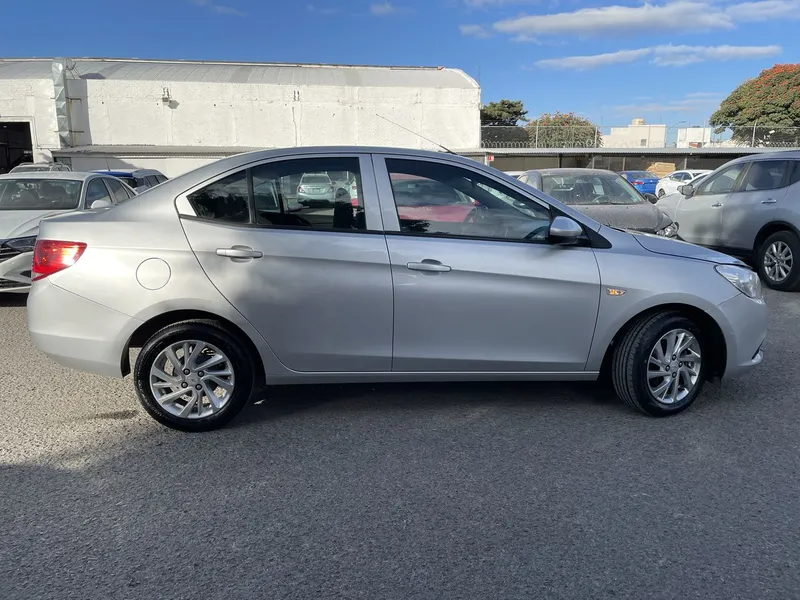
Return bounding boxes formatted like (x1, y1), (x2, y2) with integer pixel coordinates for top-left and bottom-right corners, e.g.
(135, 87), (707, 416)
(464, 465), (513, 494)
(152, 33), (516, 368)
(67, 79), (480, 151)
(677, 127), (713, 148)
(0, 77), (60, 162)
(603, 125), (667, 149)
(66, 155), (219, 178)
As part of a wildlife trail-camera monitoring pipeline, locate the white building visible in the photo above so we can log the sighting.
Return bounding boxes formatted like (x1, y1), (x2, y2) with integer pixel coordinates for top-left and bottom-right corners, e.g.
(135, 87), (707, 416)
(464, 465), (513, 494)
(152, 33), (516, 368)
(0, 57), (481, 176)
(676, 127), (713, 148)
(603, 118), (667, 149)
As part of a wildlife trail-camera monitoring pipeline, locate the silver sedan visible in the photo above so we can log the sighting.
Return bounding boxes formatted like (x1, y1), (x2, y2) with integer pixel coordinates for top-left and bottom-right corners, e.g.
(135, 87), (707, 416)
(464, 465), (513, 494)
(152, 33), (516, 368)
(27, 147), (767, 431)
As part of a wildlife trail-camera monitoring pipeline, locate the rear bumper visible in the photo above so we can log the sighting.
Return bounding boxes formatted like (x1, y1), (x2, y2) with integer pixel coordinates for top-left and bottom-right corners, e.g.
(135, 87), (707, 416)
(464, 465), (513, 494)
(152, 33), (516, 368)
(28, 279), (141, 378)
(710, 292), (768, 379)
(0, 251), (32, 293)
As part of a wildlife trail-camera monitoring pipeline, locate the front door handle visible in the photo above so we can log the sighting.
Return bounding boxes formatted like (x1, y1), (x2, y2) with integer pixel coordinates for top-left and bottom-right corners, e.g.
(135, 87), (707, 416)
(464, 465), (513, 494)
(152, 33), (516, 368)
(407, 260), (451, 273)
(762, 198), (778, 204)
(216, 246), (263, 259)
(711, 203), (722, 208)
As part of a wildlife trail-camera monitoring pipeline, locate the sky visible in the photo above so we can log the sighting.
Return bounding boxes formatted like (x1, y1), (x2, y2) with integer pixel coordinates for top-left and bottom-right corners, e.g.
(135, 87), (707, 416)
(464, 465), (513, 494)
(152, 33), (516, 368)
(1, 0), (796, 128)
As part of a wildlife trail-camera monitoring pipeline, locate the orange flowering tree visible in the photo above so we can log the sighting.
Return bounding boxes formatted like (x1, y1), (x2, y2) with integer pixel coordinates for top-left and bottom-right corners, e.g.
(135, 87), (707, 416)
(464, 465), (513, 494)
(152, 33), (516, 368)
(525, 112), (602, 148)
(710, 64), (800, 146)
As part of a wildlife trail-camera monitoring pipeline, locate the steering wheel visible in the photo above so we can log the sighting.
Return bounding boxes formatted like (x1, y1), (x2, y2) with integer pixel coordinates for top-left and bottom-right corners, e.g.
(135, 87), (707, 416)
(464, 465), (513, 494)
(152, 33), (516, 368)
(592, 195), (612, 204)
(524, 225), (550, 240)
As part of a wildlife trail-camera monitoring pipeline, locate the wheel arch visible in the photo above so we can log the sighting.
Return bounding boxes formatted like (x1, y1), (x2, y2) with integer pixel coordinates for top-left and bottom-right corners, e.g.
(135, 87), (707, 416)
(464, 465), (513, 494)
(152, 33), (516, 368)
(599, 303), (727, 382)
(753, 220), (800, 255)
(122, 309), (267, 389)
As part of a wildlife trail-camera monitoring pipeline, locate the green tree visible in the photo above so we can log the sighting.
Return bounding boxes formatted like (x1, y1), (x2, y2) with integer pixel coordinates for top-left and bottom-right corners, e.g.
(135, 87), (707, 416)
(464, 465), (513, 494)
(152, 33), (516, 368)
(480, 100), (530, 148)
(709, 64), (800, 146)
(525, 112), (602, 148)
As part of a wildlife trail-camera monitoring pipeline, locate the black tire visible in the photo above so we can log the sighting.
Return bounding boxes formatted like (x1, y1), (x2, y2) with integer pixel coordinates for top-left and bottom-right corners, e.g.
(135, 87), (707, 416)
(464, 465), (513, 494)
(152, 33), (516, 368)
(756, 230), (800, 291)
(134, 320), (254, 432)
(611, 312), (706, 417)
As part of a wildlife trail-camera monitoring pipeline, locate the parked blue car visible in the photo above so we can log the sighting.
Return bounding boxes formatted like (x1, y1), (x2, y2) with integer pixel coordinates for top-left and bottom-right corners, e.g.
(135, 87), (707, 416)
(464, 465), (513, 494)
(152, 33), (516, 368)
(619, 171), (659, 195)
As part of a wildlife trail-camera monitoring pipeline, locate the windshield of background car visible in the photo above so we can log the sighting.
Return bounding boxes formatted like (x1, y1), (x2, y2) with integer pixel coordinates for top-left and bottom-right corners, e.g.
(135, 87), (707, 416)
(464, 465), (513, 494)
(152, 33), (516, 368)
(0, 179), (82, 210)
(301, 174), (330, 184)
(541, 172), (644, 205)
(391, 178), (472, 206)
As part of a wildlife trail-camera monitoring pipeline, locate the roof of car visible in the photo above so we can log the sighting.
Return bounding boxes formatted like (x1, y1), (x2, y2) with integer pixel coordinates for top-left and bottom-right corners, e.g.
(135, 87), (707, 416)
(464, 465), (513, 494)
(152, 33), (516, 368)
(523, 168), (619, 176)
(93, 169), (161, 176)
(0, 171), (102, 182)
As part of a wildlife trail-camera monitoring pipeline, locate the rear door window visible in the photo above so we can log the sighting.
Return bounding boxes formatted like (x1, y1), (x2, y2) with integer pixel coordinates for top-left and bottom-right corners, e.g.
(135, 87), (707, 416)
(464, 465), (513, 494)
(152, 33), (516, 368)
(145, 175), (160, 187)
(103, 177), (129, 203)
(85, 178), (113, 207)
(737, 160), (791, 191)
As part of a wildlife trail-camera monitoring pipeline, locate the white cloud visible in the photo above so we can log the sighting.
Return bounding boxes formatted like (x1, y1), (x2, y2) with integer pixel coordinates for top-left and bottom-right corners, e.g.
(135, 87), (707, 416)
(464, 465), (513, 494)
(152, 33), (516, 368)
(534, 44), (781, 70)
(464, 0), (538, 5)
(494, 2), (734, 36)
(613, 94), (723, 114)
(726, 0), (800, 21)
(652, 43), (782, 65)
(307, 3), (339, 14)
(371, 1), (397, 14)
(189, 0), (245, 16)
(460, 24), (492, 37)
(536, 48), (651, 70)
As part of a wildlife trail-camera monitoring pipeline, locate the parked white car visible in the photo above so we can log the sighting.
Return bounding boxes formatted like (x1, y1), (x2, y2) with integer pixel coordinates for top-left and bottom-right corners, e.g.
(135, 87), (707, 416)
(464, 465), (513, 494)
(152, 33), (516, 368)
(656, 170), (712, 198)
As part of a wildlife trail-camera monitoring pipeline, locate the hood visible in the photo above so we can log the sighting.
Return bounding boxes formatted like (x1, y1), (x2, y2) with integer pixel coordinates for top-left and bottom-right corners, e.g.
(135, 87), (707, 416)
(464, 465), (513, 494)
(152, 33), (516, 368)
(570, 202), (670, 233)
(632, 231), (746, 265)
(0, 209), (73, 239)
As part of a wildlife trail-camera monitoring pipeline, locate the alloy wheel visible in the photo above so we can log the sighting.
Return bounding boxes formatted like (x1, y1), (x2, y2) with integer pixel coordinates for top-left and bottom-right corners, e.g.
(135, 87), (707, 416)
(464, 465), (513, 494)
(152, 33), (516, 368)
(647, 328), (702, 405)
(764, 241), (793, 283)
(149, 340), (236, 419)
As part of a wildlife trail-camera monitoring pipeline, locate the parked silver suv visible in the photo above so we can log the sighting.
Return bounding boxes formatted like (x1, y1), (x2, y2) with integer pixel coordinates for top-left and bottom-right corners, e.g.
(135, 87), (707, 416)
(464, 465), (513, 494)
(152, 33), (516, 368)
(670, 151), (800, 290)
(27, 147), (766, 431)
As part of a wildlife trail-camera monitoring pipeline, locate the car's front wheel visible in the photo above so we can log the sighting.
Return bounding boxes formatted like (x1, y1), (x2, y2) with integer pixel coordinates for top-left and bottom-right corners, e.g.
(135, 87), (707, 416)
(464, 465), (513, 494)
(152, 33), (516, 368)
(612, 312), (705, 416)
(133, 320), (254, 431)
(757, 230), (800, 291)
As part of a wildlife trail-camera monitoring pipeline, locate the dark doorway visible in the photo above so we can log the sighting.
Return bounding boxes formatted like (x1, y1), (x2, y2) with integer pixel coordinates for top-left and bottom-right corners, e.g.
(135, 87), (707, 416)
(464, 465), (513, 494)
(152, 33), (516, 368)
(0, 122), (33, 174)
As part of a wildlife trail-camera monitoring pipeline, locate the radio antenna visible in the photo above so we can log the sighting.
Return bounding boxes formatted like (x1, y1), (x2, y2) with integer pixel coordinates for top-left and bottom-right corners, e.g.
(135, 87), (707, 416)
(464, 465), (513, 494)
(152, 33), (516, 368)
(376, 114), (456, 154)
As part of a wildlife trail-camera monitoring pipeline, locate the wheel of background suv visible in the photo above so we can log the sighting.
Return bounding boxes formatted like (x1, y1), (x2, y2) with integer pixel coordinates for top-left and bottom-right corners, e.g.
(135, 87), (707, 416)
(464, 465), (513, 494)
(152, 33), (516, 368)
(757, 230), (800, 291)
(657, 188), (666, 198)
(134, 320), (254, 432)
(611, 312), (705, 417)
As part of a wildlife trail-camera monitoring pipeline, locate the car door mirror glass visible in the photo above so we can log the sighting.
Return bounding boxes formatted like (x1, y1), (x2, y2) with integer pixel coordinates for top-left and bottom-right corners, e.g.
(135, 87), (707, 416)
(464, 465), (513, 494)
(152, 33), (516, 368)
(643, 193), (658, 204)
(678, 184), (694, 197)
(548, 216), (582, 245)
(90, 199), (113, 210)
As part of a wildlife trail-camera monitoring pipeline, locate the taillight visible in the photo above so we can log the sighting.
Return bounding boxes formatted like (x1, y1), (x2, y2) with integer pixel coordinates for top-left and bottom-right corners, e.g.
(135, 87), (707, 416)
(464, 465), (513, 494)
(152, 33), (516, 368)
(633, 180), (644, 185)
(32, 240), (87, 281)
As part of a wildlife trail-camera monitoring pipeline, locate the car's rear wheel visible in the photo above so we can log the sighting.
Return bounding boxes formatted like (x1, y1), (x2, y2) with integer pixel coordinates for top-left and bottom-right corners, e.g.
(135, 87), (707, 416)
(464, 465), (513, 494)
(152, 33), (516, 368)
(757, 230), (800, 291)
(134, 320), (254, 431)
(612, 312), (705, 416)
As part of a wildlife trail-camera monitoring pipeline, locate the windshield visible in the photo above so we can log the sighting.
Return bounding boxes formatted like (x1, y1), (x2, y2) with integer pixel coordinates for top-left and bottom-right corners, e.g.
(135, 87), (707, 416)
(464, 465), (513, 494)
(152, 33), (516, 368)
(301, 174), (330, 184)
(541, 172), (644, 205)
(0, 178), (82, 210)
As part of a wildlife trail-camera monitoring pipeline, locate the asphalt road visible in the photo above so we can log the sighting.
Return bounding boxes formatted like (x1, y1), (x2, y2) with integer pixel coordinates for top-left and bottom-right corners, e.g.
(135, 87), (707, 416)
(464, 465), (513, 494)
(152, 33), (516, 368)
(2, 290), (799, 600)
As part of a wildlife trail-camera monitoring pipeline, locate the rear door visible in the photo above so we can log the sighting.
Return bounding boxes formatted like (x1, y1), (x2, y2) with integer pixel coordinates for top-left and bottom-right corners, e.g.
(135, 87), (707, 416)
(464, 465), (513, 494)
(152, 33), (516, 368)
(675, 162), (747, 246)
(374, 155), (601, 373)
(720, 159), (793, 252)
(178, 153), (393, 372)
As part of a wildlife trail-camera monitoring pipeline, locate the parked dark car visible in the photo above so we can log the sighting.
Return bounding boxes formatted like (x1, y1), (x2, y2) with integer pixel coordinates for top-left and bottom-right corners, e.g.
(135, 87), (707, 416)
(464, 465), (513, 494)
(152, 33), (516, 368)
(518, 168), (678, 237)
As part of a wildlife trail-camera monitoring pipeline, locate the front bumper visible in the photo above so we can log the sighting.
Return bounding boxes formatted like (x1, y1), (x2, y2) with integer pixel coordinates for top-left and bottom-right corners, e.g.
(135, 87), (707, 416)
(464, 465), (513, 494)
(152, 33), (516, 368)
(710, 292), (768, 379)
(0, 250), (33, 293)
(28, 278), (142, 378)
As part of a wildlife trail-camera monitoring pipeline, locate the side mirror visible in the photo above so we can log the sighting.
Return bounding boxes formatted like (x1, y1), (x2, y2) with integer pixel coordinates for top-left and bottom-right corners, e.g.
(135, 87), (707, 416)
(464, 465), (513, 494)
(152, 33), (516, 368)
(90, 199), (113, 210)
(678, 184), (695, 197)
(548, 215), (583, 246)
(643, 193), (658, 204)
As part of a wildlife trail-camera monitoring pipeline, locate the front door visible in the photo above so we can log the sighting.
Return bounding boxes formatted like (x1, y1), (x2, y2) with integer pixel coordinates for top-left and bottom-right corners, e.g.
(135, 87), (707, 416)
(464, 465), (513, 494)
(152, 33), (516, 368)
(675, 162), (747, 247)
(179, 154), (394, 372)
(719, 159), (793, 253)
(374, 155), (602, 373)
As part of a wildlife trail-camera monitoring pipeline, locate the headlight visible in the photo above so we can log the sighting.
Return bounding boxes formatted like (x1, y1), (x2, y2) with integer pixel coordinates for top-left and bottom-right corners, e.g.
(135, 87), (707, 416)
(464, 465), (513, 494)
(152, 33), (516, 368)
(715, 264), (763, 299)
(4, 236), (37, 252)
(655, 222), (679, 238)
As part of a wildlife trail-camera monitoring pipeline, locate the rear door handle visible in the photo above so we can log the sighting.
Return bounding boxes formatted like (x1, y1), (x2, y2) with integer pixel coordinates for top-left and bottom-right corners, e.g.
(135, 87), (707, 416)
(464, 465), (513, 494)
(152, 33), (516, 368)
(711, 203), (722, 208)
(762, 198), (777, 204)
(216, 247), (263, 259)
(407, 260), (451, 273)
